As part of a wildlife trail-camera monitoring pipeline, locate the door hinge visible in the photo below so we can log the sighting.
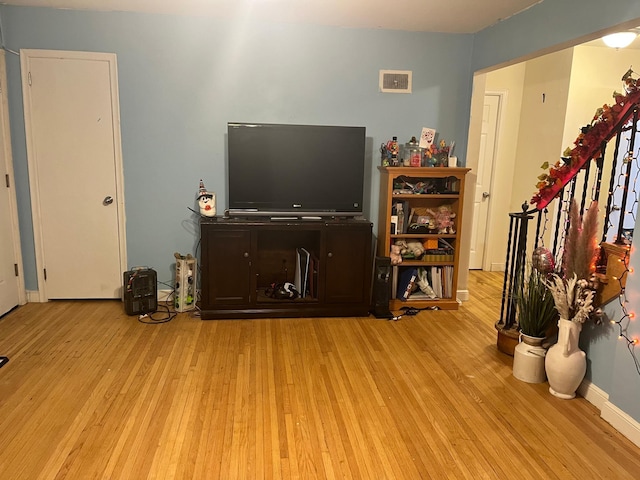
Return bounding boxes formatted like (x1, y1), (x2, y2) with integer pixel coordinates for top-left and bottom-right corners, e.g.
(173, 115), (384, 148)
(44, 268), (47, 281)
(28, 71), (32, 86)
(5, 174), (9, 188)
(14, 264), (19, 277)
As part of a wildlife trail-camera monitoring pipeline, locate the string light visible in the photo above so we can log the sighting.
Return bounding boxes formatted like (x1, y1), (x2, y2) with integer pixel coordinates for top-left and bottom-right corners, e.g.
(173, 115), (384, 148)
(606, 133), (640, 375)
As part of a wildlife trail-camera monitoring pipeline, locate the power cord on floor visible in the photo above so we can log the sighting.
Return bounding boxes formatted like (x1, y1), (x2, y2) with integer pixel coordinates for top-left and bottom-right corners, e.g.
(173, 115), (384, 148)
(388, 305), (440, 321)
(138, 304), (176, 324)
(137, 282), (177, 324)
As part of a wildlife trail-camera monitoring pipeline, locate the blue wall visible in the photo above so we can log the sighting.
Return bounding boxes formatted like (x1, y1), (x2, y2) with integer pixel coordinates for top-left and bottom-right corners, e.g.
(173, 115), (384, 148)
(475, 0), (640, 424)
(0, 5), (473, 288)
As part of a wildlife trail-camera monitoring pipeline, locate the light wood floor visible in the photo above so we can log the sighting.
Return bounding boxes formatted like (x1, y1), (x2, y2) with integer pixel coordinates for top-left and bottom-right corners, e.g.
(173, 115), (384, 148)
(1, 271), (639, 479)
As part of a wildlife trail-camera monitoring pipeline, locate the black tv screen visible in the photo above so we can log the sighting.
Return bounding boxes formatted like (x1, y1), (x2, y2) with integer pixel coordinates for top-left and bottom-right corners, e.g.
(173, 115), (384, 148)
(227, 122), (366, 217)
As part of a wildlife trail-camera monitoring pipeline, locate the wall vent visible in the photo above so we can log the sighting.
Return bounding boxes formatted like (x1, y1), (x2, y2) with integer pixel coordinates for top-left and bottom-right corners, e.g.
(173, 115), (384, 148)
(379, 70), (412, 93)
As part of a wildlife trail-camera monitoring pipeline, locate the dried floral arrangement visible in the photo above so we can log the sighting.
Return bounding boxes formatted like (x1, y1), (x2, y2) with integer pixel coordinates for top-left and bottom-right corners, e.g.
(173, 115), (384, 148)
(563, 198), (599, 280)
(545, 199), (603, 324)
(545, 274), (595, 324)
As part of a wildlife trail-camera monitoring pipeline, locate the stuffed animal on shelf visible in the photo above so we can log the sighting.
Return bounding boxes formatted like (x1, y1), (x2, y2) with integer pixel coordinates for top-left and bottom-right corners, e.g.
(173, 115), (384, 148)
(427, 205), (456, 234)
(390, 244), (403, 265)
(395, 239), (425, 259)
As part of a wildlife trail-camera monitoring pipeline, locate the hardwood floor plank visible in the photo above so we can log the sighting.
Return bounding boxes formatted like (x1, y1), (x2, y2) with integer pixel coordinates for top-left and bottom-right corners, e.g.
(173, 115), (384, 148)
(0, 273), (639, 479)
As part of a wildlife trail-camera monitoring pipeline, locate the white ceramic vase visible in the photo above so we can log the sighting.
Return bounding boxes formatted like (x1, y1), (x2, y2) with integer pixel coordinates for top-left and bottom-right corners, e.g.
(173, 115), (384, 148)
(545, 318), (586, 399)
(513, 334), (547, 383)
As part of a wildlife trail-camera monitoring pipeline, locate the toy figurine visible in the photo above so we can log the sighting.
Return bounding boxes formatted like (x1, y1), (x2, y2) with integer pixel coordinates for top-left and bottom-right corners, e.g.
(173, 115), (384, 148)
(197, 179), (216, 217)
(386, 137), (399, 166)
(427, 205), (456, 234)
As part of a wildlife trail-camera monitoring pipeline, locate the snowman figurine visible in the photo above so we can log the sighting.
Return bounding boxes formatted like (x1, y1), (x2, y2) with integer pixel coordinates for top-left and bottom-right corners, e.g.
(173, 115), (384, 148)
(197, 179), (216, 217)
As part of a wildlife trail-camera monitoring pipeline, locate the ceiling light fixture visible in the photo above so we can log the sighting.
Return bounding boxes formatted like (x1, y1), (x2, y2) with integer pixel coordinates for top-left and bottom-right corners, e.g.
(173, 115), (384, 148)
(602, 32), (638, 49)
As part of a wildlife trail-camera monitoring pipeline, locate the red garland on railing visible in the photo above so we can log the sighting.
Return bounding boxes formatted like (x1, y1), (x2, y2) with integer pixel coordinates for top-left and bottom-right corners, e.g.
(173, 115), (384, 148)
(531, 76), (640, 210)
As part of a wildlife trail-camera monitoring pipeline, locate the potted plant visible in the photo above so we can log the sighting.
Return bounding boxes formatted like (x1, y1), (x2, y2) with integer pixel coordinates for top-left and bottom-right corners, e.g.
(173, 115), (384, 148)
(512, 264), (558, 383)
(516, 266), (558, 338)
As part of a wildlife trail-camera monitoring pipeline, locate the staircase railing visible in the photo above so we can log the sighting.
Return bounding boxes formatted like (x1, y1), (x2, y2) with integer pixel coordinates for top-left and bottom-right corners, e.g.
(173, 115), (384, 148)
(497, 104), (639, 337)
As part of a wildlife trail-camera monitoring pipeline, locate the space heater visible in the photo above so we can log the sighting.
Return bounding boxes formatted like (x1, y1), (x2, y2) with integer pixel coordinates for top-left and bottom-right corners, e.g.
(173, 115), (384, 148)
(123, 268), (158, 316)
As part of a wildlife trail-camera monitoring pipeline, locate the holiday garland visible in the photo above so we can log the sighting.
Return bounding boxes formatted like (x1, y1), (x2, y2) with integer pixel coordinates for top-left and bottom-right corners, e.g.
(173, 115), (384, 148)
(531, 76), (640, 210)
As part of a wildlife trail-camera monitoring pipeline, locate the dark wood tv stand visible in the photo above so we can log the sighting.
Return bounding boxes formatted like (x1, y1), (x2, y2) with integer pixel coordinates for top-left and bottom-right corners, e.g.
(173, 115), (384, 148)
(199, 217), (373, 319)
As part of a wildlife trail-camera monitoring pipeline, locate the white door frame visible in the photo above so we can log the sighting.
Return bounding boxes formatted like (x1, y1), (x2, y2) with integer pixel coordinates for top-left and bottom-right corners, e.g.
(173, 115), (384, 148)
(480, 90), (505, 271)
(0, 50), (26, 306)
(20, 49), (127, 302)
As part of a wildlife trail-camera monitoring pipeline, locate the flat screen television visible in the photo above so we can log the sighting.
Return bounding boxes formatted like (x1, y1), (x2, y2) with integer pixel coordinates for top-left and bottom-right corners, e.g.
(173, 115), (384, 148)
(227, 122), (366, 218)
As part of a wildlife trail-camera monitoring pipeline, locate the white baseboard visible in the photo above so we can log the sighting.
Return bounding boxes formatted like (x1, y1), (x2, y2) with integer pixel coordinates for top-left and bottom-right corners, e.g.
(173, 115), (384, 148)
(601, 401), (640, 449)
(577, 380), (609, 411)
(26, 290), (41, 303)
(579, 379), (640, 448)
(490, 263), (505, 272)
(26, 289), (176, 304)
(457, 289), (469, 302)
(158, 289), (173, 302)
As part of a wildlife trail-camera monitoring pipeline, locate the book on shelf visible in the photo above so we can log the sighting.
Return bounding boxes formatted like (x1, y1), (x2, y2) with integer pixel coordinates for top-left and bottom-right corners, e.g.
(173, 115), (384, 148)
(444, 265), (453, 299)
(422, 239), (455, 262)
(396, 267), (418, 301)
(430, 266), (442, 298)
(422, 249), (454, 262)
(426, 265), (454, 299)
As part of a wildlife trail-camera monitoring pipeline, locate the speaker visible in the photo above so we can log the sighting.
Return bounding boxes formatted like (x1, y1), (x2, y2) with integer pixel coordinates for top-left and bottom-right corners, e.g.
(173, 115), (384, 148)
(123, 268), (158, 316)
(371, 256), (393, 319)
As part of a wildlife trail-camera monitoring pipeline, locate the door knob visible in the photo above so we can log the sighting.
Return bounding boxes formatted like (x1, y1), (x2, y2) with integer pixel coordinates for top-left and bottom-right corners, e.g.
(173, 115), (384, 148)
(103, 196), (114, 205)
(482, 192), (490, 199)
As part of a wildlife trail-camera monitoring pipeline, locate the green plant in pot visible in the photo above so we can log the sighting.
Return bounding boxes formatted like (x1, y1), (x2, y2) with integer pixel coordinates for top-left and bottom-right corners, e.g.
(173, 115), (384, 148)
(515, 265), (558, 339)
(512, 264), (558, 383)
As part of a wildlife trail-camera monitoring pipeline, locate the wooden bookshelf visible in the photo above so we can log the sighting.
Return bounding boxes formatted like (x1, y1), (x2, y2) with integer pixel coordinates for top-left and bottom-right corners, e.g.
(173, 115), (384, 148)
(377, 167), (470, 310)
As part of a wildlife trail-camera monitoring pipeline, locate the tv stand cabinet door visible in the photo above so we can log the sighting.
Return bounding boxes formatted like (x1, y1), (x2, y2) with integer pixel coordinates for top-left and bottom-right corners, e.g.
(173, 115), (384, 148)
(201, 225), (252, 307)
(323, 223), (372, 305)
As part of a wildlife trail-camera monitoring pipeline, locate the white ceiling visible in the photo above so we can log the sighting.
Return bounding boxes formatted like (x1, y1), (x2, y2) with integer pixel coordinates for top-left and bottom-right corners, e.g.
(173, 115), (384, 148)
(0, 0), (544, 34)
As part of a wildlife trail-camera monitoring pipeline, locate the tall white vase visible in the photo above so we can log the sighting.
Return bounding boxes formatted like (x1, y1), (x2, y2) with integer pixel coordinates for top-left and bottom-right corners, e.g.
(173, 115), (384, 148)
(545, 319), (586, 399)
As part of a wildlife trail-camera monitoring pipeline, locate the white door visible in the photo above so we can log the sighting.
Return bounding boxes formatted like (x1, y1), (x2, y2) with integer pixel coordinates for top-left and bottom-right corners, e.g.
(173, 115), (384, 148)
(469, 94), (500, 270)
(0, 51), (23, 316)
(21, 50), (126, 300)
